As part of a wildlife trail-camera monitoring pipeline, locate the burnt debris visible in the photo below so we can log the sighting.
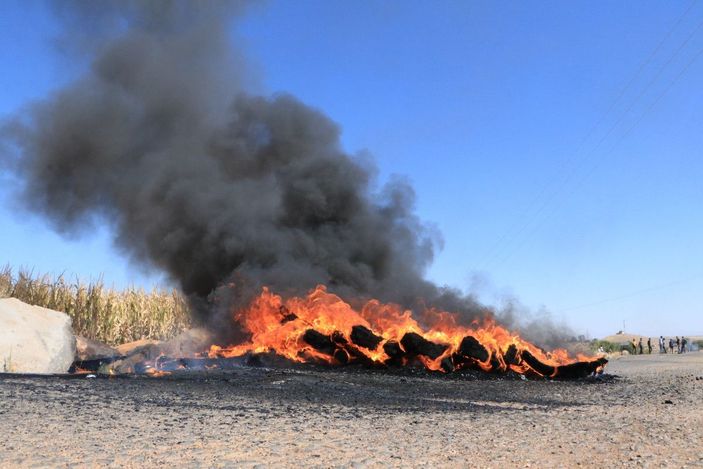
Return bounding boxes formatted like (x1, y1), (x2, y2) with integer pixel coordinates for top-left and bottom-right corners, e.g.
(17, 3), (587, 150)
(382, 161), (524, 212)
(457, 336), (490, 362)
(400, 332), (448, 360)
(350, 325), (383, 350)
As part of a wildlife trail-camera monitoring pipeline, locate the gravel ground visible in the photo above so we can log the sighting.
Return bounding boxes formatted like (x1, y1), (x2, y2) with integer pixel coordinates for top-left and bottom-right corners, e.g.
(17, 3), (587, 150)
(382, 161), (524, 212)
(1, 352), (702, 468)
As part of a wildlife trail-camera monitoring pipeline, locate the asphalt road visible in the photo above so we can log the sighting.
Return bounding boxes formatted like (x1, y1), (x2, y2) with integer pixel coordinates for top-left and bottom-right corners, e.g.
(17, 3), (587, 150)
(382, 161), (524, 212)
(1, 352), (702, 467)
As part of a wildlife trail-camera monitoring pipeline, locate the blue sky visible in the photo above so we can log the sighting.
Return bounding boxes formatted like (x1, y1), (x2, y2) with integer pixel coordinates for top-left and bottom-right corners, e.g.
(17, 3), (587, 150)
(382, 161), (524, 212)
(1, 1), (702, 338)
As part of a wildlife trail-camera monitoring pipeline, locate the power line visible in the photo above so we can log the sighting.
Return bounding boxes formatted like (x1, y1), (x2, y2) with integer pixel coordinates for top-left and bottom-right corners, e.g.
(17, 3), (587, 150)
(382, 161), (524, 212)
(558, 273), (703, 312)
(490, 34), (703, 269)
(476, 2), (701, 271)
(480, 9), (703, 270)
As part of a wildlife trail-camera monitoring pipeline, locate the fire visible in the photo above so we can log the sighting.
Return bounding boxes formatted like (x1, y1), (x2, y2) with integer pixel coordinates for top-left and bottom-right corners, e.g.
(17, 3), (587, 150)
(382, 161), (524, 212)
(208, 285), (604, 378)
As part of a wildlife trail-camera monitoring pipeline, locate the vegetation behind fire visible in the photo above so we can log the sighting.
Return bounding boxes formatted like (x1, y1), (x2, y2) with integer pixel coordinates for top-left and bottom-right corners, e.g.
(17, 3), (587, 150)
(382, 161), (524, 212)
(0, 266), (191, 345)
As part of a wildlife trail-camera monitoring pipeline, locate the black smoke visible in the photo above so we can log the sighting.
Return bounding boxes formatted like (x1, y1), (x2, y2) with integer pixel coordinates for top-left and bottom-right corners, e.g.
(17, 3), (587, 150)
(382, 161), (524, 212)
(2, 1), (499, 335)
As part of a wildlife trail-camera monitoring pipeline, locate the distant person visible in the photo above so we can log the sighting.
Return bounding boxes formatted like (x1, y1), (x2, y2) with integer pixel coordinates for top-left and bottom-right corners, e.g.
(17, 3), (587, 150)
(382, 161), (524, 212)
(647, 337), (652, 354)
(659, 336), (666, 354)
(676, 336), (681, 354)
(638, 338), (644, 355)
(669, 338), (675, 354)
(681, 337), (687, 353)
(632, 338), (638, 355)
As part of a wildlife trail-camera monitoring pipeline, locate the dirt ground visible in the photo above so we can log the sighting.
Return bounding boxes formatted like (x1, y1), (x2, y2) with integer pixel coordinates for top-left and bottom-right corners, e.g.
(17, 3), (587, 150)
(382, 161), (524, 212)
(1, 352), (702, 468)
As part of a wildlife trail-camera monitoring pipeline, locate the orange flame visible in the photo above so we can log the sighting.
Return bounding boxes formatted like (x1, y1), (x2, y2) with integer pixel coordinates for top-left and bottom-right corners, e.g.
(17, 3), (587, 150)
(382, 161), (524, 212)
(209, 285), (599, 377)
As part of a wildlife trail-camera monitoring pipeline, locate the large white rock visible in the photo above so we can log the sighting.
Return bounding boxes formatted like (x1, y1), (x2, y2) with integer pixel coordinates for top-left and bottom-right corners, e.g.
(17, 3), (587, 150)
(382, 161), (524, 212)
(0, 298), (76, 374)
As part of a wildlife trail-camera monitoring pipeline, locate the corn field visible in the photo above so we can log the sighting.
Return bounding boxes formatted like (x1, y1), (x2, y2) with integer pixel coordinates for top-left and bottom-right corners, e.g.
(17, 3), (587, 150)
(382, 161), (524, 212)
(0, 266), (191, 345)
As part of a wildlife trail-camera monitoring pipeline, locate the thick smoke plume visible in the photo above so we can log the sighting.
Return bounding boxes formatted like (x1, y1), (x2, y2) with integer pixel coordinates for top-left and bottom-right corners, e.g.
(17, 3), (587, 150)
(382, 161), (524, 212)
(2, 1), (572, 344)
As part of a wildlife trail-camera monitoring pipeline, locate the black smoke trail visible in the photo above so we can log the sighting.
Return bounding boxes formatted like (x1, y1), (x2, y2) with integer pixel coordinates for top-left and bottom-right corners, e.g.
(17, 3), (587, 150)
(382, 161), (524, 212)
(4, 1), (566, 343)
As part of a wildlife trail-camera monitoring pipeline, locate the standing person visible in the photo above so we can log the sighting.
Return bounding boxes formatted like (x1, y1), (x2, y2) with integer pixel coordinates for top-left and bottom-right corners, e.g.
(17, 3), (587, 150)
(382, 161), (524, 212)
(681, 337), (687, 353)
(647, 337), (652, 354)
(659, 336), (666, 353)
(638, 338), (644, 355)
(669, 338), (674, 354)
(676, 336), (681, 354)
(632, 338), (638, 355)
